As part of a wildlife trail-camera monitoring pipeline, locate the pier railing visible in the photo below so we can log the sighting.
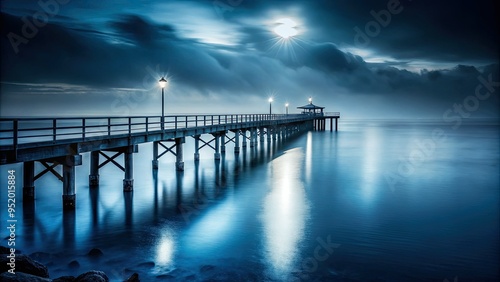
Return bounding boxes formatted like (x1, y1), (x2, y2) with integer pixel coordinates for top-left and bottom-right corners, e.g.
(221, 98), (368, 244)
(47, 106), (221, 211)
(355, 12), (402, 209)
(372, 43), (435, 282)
(0, 113), (330, 147)
(324, 112), (340, 117)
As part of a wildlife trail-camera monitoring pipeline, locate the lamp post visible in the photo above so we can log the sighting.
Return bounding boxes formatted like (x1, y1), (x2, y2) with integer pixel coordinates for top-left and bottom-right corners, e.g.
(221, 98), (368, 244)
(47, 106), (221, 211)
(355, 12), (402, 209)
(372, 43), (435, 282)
(159, 77), (167, 130)
(268, 97), (273, 115)
(285, 103), (289, 115)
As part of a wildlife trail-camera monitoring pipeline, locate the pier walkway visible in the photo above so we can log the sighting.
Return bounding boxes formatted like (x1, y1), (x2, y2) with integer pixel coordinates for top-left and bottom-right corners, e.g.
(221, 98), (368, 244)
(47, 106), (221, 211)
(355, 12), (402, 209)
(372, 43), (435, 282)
(0, 112), (339, 210)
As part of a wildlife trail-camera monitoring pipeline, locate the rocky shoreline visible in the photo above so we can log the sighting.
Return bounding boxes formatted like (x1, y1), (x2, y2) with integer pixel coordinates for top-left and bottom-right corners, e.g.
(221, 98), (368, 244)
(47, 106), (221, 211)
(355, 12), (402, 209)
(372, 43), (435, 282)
(0, 245), (361, 281)
(0, 246), (139, 282)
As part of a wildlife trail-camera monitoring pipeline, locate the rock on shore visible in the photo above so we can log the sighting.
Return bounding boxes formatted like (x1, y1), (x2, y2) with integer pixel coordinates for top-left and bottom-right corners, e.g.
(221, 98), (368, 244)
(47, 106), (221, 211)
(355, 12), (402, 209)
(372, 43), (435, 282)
(0, 254), (49, 278)
(0, 247), (138, 282)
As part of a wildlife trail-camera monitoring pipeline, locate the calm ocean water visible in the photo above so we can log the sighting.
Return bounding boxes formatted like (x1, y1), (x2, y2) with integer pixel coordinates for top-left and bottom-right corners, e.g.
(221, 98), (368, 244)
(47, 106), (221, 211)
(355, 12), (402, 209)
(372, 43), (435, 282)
(1, 120), (498, 281)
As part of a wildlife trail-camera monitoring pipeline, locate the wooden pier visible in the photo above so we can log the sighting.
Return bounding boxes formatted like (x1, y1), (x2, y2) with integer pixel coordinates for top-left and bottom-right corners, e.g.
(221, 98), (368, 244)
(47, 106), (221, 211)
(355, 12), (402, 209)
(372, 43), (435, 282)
(0, 112), (339, 210)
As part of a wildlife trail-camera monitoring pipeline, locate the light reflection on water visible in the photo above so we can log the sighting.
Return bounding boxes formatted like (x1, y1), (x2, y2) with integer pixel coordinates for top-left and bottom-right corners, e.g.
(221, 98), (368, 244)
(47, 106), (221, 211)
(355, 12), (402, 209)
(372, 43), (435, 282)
(156, 233), (175, 266)
(361, 126), (381, 204)
(182, 194), (238, 255)
(0, 121), (498, 281)
(262, 148), (309, 277)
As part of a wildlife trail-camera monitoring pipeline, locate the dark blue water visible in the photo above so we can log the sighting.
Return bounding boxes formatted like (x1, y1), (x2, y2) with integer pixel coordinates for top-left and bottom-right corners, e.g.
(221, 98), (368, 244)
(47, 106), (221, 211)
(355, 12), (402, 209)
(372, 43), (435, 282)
(1, 120), (498, 281)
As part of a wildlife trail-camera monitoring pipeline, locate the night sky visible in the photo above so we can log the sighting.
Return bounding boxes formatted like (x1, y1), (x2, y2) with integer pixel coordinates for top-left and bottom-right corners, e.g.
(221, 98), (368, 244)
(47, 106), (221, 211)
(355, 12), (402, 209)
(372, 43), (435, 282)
(1, 0), (498, 118)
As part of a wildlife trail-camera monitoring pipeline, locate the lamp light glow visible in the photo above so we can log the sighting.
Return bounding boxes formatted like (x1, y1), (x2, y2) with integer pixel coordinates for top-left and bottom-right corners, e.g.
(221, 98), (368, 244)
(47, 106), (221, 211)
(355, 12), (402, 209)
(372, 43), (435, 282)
(159, 77), (167, 88)
(159, 77), (167, 131)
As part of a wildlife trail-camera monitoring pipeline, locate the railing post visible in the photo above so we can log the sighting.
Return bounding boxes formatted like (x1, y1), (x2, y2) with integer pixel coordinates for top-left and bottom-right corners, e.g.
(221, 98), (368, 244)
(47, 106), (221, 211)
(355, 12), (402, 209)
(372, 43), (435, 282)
(82, 118), (86, 140)
(204, 116), (207, 126)
(211, 116), (214, 125)
(146, 117), (149, 135)
(53, 119), (56, 142)
(185, 116), (188, 128)
(128, 117), (132, 135)
(175, 116), (178, 130)
(13, 120), (18, 150)
(218, 115), (221, 125)
(108, 118), (111, 137)
(195, 116), (198, 127)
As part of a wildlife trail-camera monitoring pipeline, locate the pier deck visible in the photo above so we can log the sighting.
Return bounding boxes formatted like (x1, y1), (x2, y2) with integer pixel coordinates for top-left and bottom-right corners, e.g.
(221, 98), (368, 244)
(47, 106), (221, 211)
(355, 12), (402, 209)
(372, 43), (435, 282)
(0, 112), (339, 209)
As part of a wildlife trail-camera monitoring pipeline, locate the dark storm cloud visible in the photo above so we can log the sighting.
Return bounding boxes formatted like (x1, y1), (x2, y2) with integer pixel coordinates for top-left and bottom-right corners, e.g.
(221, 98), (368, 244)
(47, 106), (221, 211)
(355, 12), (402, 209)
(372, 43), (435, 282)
(305, 43), (365, 72)
(230, 0), (498, 64)
(110, 14), (177, 45)
(0, 0), (498, 118)
(1, 9), (497, 97)
(1, 12), (242, 92)
(236, 24), (366, 72)
(1, 12), (99, 84)
(321, 0), (497, 63)
(232, 20), (497, 103)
